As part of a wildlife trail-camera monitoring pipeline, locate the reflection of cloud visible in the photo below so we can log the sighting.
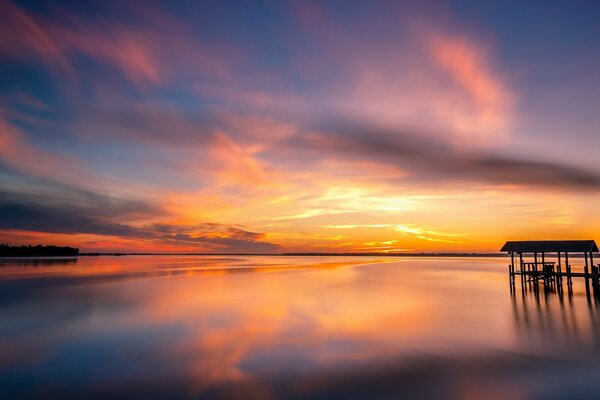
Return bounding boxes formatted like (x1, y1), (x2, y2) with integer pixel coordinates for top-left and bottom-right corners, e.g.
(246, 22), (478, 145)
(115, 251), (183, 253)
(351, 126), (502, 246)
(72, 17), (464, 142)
(4, 256), (600, 398)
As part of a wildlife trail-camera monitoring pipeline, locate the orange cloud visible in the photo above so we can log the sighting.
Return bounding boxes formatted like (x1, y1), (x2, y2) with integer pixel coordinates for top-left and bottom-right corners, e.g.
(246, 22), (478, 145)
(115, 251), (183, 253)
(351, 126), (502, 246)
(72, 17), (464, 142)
(210, 132), (268, 187)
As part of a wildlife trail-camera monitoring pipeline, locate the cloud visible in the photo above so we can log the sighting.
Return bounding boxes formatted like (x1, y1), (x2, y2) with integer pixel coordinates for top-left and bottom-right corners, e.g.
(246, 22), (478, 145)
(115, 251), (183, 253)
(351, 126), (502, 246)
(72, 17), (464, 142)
(426, 33), (514, 139)
(0, 173), (160, 234)
(0, 1), (234, 87)
(0, 108), (127, 193)
(148, 223), (281, 253)
(0, 195), (146, 237)
(279, 123), (600, 190)
(62, 97), (599, 193)
(0, 2), (71, 70)
(0, 186), (280, 253)
(0, 113), (82, 182)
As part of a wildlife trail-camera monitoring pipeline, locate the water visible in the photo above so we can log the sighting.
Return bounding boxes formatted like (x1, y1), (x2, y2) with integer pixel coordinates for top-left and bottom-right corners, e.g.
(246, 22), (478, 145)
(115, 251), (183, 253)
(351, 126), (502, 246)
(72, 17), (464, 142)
(1, 255), (599, 399)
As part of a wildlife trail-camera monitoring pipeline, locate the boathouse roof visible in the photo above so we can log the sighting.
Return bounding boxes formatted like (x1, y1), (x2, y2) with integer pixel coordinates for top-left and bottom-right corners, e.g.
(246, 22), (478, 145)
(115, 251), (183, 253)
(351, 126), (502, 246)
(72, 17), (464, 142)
(501, 240), (598, 253)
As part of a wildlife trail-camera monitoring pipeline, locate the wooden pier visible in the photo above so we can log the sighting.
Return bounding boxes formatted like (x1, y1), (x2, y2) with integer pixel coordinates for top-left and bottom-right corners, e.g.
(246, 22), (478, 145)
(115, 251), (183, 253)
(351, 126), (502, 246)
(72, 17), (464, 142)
(502, 240), (600, 288)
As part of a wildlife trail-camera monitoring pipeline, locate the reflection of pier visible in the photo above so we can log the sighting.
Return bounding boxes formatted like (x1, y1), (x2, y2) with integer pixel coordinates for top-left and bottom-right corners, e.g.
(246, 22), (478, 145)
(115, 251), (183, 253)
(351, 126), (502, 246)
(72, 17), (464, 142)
(502, 240), (600, 290)
(510, 274), (600, 350)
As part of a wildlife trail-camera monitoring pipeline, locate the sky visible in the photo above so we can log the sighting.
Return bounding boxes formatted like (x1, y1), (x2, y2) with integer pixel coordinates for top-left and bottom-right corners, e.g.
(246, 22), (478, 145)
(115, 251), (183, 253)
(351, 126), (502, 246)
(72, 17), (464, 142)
(1, 0), (600, 253)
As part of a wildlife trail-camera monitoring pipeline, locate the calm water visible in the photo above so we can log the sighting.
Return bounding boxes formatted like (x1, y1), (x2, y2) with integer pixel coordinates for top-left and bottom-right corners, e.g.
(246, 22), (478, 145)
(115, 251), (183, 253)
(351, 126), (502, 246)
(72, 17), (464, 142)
(1, 255), (600, 399)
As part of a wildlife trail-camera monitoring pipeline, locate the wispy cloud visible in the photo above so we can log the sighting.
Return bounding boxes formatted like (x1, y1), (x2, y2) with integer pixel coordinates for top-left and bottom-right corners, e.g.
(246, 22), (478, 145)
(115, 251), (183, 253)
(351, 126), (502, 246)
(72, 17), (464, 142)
(0, 1), (234, 87)
(426, 32), (514, 141)
(281, 124), (600, 190)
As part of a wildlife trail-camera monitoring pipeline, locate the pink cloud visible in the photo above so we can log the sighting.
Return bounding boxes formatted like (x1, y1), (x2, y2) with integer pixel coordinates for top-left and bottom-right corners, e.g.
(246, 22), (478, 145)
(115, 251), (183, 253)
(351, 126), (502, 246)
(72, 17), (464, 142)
(0, 112), (80, 180)
(0, 2), (72, 71)
(0, 2), (235, 88)
(426, 33), (515, 141)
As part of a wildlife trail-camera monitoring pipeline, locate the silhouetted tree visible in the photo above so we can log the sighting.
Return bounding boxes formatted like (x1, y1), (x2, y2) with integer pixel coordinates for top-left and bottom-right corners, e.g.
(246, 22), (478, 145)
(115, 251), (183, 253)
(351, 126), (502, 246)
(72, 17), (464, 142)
(0, 244), (79, 257)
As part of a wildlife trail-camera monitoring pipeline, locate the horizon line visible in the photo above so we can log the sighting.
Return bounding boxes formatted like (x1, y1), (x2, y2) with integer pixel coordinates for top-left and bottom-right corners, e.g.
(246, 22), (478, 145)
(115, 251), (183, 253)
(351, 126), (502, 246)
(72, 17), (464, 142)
(74, 251), (508, 257)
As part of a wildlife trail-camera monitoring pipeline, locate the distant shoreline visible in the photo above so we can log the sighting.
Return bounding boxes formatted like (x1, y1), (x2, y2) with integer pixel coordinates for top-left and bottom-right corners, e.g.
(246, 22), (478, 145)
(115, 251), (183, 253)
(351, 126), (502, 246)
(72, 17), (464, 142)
(5, 252), (595, 259)
(77, 252), (508, 257)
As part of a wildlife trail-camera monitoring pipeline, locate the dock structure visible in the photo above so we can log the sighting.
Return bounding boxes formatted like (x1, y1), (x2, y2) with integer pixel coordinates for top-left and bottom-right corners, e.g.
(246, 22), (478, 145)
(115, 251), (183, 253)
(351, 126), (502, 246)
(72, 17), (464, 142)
(502, 240), (600, 290)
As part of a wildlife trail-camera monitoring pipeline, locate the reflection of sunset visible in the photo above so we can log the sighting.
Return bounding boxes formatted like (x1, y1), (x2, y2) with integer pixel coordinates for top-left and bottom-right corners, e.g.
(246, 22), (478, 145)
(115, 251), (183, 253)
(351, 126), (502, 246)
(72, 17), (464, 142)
(2, 256), (600, 398)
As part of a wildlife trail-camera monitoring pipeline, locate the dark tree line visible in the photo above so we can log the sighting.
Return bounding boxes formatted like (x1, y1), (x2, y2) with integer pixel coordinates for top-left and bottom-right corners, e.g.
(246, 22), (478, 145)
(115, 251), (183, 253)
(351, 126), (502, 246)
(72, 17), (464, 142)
(0, 244), (79, 257)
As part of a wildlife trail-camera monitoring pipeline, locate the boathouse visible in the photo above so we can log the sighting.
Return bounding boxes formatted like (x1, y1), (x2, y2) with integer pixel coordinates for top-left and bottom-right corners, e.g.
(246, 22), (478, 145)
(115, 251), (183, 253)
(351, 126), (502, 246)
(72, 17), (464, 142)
(501, 240), (599, 285)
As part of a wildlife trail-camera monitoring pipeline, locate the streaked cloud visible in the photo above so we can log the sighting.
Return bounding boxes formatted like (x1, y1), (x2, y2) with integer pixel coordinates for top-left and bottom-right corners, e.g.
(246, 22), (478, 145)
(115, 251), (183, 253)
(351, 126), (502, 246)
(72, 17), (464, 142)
(0, 1), (233, 87)
(426, 33), (514, 141)
(281, 124), (600, 190)
(1, 1), (599, 252)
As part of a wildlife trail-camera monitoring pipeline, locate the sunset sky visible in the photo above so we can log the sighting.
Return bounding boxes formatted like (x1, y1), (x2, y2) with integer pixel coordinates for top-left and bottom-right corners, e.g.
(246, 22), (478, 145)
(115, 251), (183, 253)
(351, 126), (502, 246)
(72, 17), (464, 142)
(1, 0), (600, 253)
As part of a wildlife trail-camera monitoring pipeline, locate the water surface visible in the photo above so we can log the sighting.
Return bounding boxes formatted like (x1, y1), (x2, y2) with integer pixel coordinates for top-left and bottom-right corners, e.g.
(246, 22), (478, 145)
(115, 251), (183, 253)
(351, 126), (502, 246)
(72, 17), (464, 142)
(1, 255), (599, 399)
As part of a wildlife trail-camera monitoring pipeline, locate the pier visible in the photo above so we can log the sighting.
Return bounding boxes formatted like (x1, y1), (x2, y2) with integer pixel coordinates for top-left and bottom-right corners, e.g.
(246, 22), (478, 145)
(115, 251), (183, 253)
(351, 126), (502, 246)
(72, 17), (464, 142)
(503, 240), (600, 293)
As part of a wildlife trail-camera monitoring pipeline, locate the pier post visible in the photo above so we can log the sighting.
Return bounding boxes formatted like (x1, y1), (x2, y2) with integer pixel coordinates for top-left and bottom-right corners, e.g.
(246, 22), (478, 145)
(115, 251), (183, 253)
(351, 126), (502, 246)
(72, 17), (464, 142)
(510, 252), (514, 275)
(591, 251), (595, 277)
(566, 252), (572, 285)
(585, 251), (589, 279)
(519, 252), (525, 285)
(542, 252), (548, 283)
(557, 251), (562, 285)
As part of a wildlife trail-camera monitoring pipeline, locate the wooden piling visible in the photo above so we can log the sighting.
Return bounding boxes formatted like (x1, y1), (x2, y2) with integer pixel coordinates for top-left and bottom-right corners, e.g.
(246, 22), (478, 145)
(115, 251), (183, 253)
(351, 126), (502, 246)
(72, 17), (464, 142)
(510, 252), (514, 275)
(519, 252), (525, 284)
(557, 252), (562, 284)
